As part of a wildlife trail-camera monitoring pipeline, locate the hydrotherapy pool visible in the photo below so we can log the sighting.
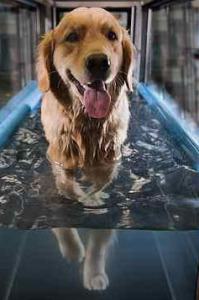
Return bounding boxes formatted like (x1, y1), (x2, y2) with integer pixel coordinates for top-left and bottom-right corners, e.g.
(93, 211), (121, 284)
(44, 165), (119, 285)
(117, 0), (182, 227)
(0, 90), (199, 230)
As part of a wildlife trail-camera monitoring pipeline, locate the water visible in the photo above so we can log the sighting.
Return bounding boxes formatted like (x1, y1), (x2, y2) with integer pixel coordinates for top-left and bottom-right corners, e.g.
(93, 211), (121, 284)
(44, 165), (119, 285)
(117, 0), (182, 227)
(0, 95), (199, 230)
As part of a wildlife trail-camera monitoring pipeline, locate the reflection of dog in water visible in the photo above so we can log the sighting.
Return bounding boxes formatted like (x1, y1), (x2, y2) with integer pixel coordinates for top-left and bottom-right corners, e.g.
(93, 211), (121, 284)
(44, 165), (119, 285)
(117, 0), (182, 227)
(37, 7), (135, 290)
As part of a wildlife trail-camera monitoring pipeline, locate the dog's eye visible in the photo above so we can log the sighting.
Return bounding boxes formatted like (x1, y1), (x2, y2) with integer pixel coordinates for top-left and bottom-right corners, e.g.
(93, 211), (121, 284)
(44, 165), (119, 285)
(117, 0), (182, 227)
(66, 32), (79, 43)
(107, 31), (117, 41)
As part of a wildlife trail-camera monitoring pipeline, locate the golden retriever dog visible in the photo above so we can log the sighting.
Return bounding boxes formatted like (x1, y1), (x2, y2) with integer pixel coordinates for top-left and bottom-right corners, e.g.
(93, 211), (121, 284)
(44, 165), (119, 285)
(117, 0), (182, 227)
(37, 7), (135, 291)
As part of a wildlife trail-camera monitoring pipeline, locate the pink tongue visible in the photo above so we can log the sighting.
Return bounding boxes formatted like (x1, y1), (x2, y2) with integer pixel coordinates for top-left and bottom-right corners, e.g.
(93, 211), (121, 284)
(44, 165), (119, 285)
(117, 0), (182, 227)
(84, 87), (111, 119)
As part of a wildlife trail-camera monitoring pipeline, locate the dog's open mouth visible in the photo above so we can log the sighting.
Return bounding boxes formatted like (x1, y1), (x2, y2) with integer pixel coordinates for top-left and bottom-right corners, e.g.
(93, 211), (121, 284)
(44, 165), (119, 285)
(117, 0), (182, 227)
(67, 70), (111, 119)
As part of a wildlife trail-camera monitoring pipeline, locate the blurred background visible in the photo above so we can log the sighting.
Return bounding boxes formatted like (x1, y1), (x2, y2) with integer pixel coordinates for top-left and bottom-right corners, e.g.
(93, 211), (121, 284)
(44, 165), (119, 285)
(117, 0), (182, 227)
(0, 0), (199, 121)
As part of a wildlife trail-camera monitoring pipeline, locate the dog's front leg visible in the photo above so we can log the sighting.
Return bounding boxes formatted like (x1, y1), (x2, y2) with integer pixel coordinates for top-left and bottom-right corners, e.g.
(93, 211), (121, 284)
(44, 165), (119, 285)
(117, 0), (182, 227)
(52, 164), (86, 200)
(83, 229), (114, 291)
(52, 228), (85, 263)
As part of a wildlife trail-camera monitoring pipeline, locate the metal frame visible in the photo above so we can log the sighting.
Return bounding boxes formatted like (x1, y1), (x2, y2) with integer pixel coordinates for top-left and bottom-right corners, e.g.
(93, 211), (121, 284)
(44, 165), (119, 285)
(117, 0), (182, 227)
(15, 0), (38, 7)
(139, 5), (149, 82)
(54, 1), (139, 8)
(132, 4), (142, 81)
(143, 0), (193, 10)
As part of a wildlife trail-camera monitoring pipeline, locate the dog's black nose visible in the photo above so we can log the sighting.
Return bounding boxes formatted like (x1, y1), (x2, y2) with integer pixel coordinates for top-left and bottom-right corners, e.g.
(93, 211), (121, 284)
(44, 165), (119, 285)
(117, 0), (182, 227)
(86, 54), (110, 80)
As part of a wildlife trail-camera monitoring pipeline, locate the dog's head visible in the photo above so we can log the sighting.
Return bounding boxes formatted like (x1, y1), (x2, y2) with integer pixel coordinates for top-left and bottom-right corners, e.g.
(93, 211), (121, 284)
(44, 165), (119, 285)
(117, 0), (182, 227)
(37, 7), (136, 119)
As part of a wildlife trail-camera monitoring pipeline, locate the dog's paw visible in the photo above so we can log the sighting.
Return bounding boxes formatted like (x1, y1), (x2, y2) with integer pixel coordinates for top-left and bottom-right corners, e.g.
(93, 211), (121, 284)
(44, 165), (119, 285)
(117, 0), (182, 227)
(79, 193), (105, 207)
(59, 241), (85, 263)
(83, 255), (109, 291)
(84, 272), (109, 291)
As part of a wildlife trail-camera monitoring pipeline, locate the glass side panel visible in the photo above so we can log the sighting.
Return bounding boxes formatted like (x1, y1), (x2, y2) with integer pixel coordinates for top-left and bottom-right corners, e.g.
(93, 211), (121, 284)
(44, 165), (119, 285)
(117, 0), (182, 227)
(0, 2), (37, 108)
(148, 1), (199, 123)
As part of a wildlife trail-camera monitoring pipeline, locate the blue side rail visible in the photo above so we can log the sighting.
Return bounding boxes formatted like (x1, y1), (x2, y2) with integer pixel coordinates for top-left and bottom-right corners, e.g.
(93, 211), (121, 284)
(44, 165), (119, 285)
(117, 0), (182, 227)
(0, 81), (42, 150)
(137, 83), (199, 169)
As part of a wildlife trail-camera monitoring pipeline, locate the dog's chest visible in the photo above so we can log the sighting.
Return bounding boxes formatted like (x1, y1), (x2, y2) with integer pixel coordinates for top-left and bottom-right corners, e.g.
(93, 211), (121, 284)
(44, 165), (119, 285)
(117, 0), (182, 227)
(71, 120), (117, 163)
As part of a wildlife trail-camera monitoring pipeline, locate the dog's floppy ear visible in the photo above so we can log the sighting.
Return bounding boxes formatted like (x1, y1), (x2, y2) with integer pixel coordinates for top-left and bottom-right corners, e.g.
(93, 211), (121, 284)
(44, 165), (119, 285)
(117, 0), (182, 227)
(36, 31), (54, 92)
(122, 29), (136, 91)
